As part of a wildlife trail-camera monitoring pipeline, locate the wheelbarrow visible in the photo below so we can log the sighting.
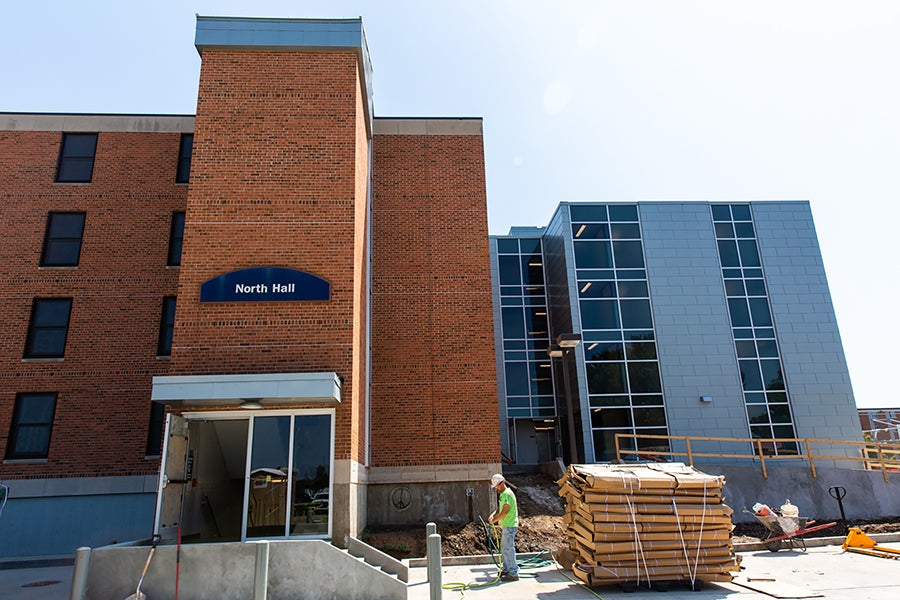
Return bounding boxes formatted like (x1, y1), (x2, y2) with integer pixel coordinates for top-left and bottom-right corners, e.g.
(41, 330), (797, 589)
(743, 508), (837, 552)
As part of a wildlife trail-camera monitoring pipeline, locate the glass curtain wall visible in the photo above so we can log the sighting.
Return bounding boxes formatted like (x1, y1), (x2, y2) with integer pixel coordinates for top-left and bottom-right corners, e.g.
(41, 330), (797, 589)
(570, 204), (669, 462)
(497, 237), (556, 429)
(712, 204), (798, 455)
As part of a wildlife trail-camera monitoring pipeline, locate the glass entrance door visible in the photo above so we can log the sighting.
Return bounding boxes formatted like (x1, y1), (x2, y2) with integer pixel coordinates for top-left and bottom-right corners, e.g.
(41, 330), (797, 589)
(242, 411), (334, 540)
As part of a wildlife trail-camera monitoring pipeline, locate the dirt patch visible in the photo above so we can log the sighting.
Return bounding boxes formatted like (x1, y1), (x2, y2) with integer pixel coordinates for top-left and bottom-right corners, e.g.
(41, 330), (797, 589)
(362, 472), (900, 558)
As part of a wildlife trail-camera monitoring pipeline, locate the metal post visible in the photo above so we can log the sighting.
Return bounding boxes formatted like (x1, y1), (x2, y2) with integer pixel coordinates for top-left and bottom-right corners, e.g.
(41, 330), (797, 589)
(253, 540), (269, 600)
(427, 533), (442, 600)
(70, 547), (91, 600)
(561, 348), (578, 464)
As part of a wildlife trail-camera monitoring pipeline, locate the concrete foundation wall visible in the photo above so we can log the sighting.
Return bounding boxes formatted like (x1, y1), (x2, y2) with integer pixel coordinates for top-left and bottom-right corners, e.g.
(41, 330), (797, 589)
(703, 464), (900, 522)
(367, 480), (494, 526)
(83, 539), (405, 600)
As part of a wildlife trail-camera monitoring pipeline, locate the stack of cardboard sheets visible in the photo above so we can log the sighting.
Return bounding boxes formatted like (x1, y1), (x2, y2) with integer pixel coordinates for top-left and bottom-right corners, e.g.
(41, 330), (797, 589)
(558, 463), (740, 587)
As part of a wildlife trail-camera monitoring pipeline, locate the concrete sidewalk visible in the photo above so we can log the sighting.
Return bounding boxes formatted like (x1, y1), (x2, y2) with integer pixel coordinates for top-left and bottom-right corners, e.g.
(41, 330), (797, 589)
(4, 545), (900, 599)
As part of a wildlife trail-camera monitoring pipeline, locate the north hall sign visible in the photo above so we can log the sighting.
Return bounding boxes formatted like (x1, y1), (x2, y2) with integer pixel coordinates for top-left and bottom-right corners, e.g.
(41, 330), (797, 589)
(199, 267), (330, 302)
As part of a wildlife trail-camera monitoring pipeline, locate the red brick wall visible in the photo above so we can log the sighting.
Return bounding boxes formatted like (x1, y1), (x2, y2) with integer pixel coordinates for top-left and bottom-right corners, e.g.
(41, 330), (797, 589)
(370, 131), (499, 467)
(0, 129), (185, 478)
(170, 50), (368, 463)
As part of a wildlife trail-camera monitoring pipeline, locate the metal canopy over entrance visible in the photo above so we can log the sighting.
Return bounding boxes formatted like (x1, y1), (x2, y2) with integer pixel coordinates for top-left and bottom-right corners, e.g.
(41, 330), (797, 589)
(154, 409), (335, 543)
(150, 372), (342, 409)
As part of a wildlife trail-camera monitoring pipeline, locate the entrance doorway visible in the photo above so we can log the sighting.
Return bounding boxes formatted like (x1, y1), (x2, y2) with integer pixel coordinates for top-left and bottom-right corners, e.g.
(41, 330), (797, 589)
(155, 409), (334, 542)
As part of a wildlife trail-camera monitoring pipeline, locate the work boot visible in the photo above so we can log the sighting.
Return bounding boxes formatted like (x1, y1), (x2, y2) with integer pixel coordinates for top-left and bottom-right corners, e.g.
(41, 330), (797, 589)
(501, 573), (519, 581)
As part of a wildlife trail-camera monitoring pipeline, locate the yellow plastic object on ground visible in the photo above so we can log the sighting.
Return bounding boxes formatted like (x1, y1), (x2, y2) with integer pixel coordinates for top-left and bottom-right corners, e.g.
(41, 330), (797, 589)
(842, 527), (900, 559)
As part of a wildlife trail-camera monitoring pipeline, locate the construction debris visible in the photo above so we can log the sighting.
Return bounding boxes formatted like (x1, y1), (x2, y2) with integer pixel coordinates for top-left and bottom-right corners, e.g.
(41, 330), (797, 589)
(558, 463), (741, 588)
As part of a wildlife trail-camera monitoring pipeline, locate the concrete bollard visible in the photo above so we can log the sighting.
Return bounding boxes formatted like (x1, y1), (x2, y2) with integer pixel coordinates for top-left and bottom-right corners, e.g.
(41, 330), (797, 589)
(426, 522), (437, 537)
(69, 547), (91, 600)
(253, 540), (269, 600)
(427, 533), (442, 600)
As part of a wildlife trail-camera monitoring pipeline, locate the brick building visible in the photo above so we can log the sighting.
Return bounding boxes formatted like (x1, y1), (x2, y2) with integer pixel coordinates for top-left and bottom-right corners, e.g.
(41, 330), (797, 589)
(0, 16), (498, 558)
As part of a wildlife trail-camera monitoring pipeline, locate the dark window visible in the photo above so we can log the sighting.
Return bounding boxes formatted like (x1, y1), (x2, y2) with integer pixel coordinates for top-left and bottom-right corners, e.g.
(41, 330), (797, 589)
(41, 212), (85, 267)
(739, 360), (763, 391)
(612, 241), (644, 268)
(24, 298), (72, 358)
(521, 254), (544, 285)
(167, 212), (186, 267)
(633, 407), (666, 427)
(617, 281), (648, 298)
(728, 298), (751, 327)
(610, 223), (641, 239)
(587, 362), (627, 394)
(619, 299), (653, 329)
(749, 298), (773, 327)
(734, 222), (755, 238)
(591, 407), (632, 429)
(504, 362), (529, 395)
(625, 341), (657, 360)
(497, 239), (519, 254)
(572, 223), (609, 239)
(6, 393), (56, 459)
(608, 205), (638, 222)
(761, 360), (785, 390)
(584, 342), (624, 362)
(738, 240), (761, 267)
(627, 362), (661, 393)
(157, 296), (177, 356)
(711, 205), (732, 221)
(574, 241), (613, 269)
(56, 133), (97, 183)
(146, 402), (166, 456)
(570, 205), (607, 222)
(717, 240), (740, 267)
(580, 281), (616, 298)
(731, 205), (752, 221)
(518, 238), (541, 254)
(580, 300), (620, 330)
(176, 134), (193, 183)
(714, 222), (734, 238)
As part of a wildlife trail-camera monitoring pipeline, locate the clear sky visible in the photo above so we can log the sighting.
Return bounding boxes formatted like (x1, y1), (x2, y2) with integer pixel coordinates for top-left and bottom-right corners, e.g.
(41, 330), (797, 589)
(3, 1), (898, 408)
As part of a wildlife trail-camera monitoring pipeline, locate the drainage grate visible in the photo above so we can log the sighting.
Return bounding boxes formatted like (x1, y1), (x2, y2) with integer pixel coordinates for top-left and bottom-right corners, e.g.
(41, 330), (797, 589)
(22, 580), (61, 588)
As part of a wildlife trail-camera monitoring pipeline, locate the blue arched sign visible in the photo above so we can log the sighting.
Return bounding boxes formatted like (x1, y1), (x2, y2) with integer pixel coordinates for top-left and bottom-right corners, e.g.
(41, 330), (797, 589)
(199, 267), (330, 302)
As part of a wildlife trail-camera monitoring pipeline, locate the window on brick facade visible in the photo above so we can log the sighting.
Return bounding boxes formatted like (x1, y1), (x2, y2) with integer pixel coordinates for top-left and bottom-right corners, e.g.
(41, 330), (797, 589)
(56, 133), (97, 183)
(157, 296), (176, 356)
(167, 212), (185, 266)
(41, 212), (86, 267)
(176, 134), (193, 183)
(146, 402), (166, 456)
(24, 298), (73, 358)
(6, 393), (57, 459)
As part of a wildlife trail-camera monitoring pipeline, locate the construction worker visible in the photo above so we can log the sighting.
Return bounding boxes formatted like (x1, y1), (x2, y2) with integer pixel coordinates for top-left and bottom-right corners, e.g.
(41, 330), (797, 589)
(489, 473), (519, 581)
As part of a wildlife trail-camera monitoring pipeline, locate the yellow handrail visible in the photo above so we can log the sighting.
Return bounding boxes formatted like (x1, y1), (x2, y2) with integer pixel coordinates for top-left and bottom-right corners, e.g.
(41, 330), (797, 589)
(614, 433), (900, 480)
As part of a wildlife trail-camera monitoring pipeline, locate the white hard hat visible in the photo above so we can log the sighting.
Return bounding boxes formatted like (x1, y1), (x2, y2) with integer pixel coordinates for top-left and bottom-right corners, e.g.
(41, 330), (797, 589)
(491, 474), (505, 487)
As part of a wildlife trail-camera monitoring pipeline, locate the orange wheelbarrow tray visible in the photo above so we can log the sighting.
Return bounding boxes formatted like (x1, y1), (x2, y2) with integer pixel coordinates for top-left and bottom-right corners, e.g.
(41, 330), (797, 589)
(743, 508), (837, 552)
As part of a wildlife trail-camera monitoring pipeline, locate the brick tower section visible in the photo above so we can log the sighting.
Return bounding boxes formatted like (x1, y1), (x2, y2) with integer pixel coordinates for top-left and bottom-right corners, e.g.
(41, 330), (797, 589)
(370, 123), (499, 469)
(171, 49), (370, 465)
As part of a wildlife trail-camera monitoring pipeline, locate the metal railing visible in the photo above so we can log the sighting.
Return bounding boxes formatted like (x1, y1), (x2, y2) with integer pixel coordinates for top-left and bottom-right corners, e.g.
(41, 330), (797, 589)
(614, 433), (900, 482)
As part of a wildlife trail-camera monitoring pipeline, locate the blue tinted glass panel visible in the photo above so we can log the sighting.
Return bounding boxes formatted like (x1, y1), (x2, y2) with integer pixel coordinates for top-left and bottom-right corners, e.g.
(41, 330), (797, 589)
(769, 404), (792, 424)
(733, 328), (753, 339)
(735, 340), (756, 358)
(497, 239), (519, 254)
(731, 205), (751, 220)
(498, 255), (521, 285)
(749, 298), (773, 327)
(714, 222), (734, 238)
(608, 205), (638, 222)
(587, 362), (627, 394)
(711, 205), (731, 221)
(722, 268), (742, 279)
(500, 296), (522, 306)
(616, 269), (646, 280)
(624, 330), (654, 341)
(574, 241), (613, 268)
(625, 341), (656, 360)
(584, 342), (624, 361)
(717, 240), (740, 267)
(728, 298), (751, 327)
(504, 340), (526, 350)
(754, 328), (775, 339)
(501, 307), (525, 338)
(628, 362), (661, 393)
(570, 205), (608, 222)
(583, 331), (623, 342)
(508, 409), (531, 418)
(620, 299), (652, 329)
(738, 240), (761, 267)
(613, 241), (644, 268)
(573, 223), (609, 239)
(734, 222), (755, 238)
(617, 281), (648, 297)
(579, 281), (616, 298)
(747, 405), (769, 424)
(743, 268), (763, 278)
(757, 340), (778, 358)
(580, 300), (620, 329)
(745, 392), (766, 404)
(766, 392), (787, 403)
(611, 223), (641, 239)
(740, 360), (763, 391)
(504, 351), (526, 361)
(633, 408), (666, 427)
(760, 360), (785, 390)
(632, 394), (663, 406)
(504, 363), (529, 395)
(577, 269), (614, 280)
(725, 280), (745, 296)
(521, 255), (544, 285)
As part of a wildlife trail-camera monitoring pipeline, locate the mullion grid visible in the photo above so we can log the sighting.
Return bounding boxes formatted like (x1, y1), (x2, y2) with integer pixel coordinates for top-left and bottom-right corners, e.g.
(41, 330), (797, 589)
(572, 205), (669, 462)
(498, 239), (554, 420)
(713, 205), (798, 456)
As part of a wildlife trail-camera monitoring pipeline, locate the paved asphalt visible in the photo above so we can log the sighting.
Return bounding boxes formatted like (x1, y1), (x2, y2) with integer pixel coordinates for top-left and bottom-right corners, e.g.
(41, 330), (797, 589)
(3, 544), (900, 599)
